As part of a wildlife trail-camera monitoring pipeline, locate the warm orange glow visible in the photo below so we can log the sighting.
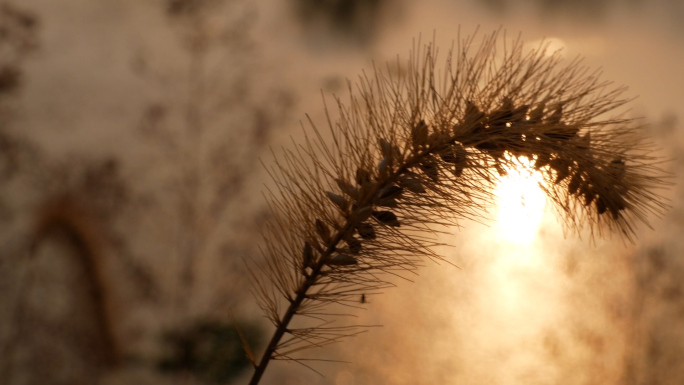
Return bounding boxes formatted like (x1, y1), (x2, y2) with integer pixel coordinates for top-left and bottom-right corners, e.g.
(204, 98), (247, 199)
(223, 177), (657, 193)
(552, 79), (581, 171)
(493, 154), (547, 245)
(525, 37), (568, 58)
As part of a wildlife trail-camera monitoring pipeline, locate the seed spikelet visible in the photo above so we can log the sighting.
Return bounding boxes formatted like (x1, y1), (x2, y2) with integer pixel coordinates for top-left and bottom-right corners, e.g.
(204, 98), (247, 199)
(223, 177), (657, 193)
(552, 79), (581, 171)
(247, 31), (669, 384)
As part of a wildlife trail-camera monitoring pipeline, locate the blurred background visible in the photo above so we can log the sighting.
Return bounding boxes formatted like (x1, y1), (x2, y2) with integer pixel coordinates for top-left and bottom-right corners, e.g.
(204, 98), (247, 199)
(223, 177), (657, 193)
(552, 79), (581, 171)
(0, 0), (682, 384)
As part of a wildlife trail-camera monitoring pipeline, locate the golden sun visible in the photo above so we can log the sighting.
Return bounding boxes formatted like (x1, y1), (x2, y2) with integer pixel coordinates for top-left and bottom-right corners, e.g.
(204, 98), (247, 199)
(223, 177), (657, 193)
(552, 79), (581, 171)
(493, 154), (547, 245)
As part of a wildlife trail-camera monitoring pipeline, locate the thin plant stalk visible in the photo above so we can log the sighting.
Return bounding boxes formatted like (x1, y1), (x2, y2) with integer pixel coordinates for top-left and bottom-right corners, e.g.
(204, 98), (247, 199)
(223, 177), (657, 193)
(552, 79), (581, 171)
(247, 31), (669, 385)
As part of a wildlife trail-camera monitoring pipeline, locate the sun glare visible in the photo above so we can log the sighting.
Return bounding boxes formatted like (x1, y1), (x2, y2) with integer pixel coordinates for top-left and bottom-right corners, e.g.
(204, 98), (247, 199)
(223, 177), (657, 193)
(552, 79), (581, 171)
(494, 154), (547, 245)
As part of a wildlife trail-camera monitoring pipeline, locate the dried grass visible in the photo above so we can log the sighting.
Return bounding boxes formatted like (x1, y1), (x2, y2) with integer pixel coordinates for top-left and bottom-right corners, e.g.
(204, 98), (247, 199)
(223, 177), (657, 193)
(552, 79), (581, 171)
(247, 30), (669, 384)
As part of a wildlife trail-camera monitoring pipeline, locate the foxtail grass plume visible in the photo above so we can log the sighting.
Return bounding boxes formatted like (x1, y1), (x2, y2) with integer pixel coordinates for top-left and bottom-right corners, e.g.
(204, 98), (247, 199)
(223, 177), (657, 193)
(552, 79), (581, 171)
(247, 31), (669, 384)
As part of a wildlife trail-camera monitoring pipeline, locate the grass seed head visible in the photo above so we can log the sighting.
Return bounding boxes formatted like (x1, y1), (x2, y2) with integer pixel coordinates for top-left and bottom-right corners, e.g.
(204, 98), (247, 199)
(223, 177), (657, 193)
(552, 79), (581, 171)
(248, 31), (670, 383)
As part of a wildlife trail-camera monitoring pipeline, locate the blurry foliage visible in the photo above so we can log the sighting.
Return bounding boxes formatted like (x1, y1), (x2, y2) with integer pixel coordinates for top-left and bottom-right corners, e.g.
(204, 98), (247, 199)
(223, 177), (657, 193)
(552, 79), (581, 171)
(294, 0), (391, 45)
(159, 319), (262, 384)
(0, 9), (144, 370)
(619, 245), (684, 384)
(0, 65), (21, 94)
(35, 158), (127, 221)
(166, 0), (223, 17)
(5, 196), (121, 384)
(0, 3), (39, 181)
(132, 0), (293, 304)
(29, 156), (158, 300)
(480, 0), (646, 19)
(3, 0), (277, 382)
(1, 155), (158, 383)
(0, 3), (39, 58)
